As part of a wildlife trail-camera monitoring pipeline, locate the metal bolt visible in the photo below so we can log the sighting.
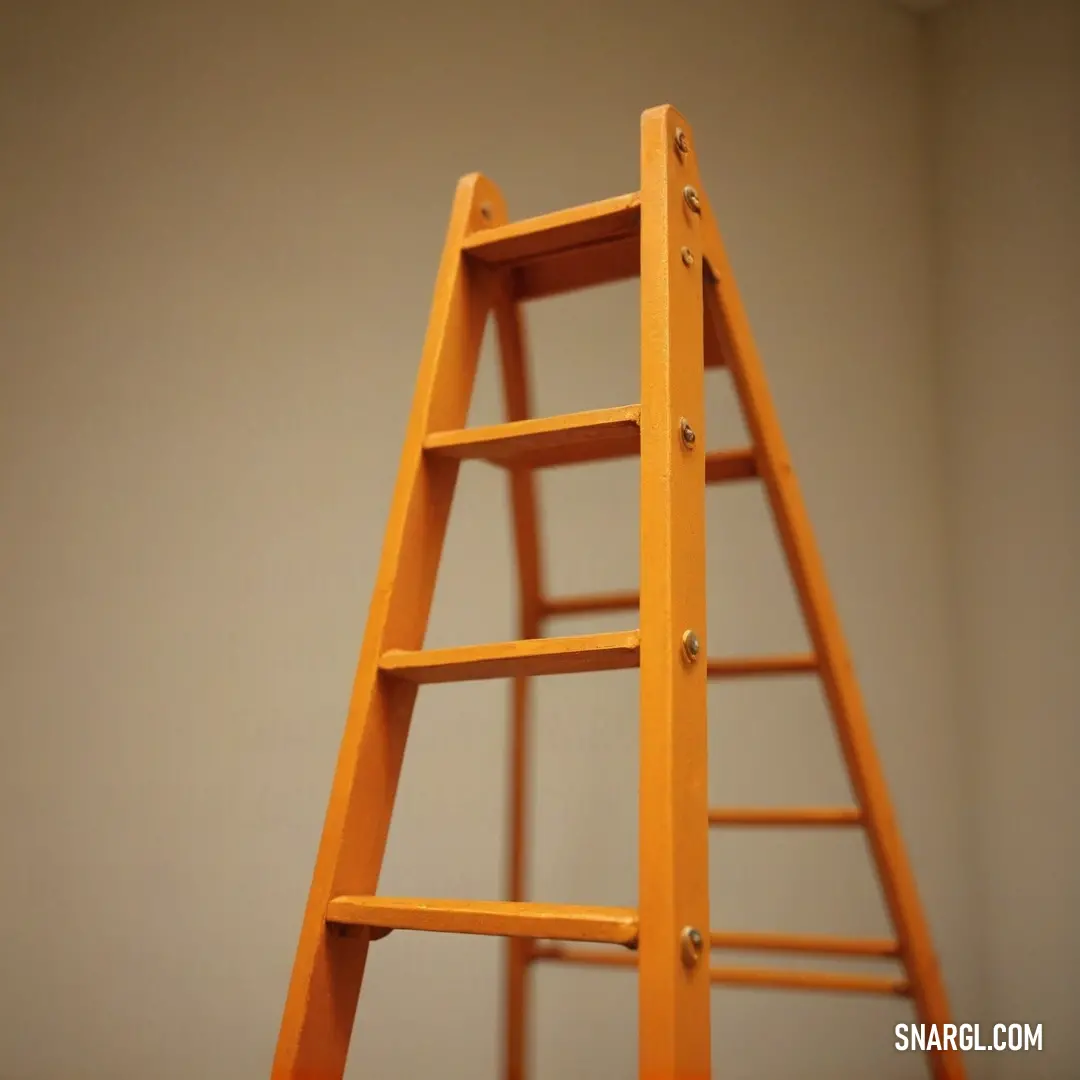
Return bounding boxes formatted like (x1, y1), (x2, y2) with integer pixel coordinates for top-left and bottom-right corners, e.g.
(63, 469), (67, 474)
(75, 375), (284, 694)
(480, 202), (494, 222)
(680, 926), (704, 967)
(680, 246), (694, 267)
(678, 417), (696, 448)
(674, 127), (690, 157)
(681, 629), (700, 662)
(683, 185), (702, 214)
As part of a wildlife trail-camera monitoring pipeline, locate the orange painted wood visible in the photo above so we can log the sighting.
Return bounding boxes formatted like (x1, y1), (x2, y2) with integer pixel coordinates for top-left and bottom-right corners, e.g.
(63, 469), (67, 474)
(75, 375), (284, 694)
(712, 928), (898, 954)
(425, 405), (641, 468)
(462, 193), (640, 265)
(379, 630), (640, 684)
(491, 271), (545, 1080)
(270, 175), (506, 1080)
(327, 897), (639, 946)
(710, 930), (900, 957)
(704, 447), (758, 483)
(709, 807), (864, 827)
(534, 944), (907, 995)
(637, 104), (712, 1080)
(706, 653), (817, 678)
(532, 944), (639, 968)
(541, 590), (641, 617)
(703, 319), (726, 370)
(536, 942), (904, 984)
(711, 967), (910, 995)
(696, 143), (964, 1080)
(695, 150), (967, 1080)
(512, 232), (639, 301)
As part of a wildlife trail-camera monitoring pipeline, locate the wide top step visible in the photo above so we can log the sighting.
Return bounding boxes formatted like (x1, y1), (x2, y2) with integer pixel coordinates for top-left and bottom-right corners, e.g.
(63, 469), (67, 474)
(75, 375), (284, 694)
(462, 193), (640, 266)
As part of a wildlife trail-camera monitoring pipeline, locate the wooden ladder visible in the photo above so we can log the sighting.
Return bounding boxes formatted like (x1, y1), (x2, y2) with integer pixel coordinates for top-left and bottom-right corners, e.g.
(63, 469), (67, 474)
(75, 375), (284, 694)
(270, 104), (965, 1080)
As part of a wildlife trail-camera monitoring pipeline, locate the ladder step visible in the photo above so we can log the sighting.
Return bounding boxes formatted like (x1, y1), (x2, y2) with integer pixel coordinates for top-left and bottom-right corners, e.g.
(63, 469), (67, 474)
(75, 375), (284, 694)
(704, 448), (758, 483)
(711, 967), (910, 996)
(709, 931), (900, 957)
(707, 654), (818, 678)
(326, 897), (639, 946)
(708, 807), (864, 827)
(531, 947), (909, 994)
(541, 590), (641, 617)
(532, 944), (638, 968)
(463, 193), (641, 301)
(463, 193), (640, 266)
(379, 630), (640, 684)
(512, 234), (639, 302)
(425, 406), (640, 469)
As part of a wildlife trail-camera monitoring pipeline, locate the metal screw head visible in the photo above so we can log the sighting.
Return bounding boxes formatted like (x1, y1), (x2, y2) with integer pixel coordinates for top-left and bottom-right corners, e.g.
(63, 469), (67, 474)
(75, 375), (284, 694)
(680, 246), (694, 267)
(681, 629), (701, 662)
(683, 185), (702, 214)
(680, 926), (704, 967)
(674, 127), (690, 157)
(678, 417), (696, 448)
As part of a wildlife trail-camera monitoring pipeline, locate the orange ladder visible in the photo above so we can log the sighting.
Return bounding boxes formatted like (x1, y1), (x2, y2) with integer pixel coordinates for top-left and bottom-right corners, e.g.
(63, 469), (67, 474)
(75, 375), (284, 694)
(270, 104), (965, 1080)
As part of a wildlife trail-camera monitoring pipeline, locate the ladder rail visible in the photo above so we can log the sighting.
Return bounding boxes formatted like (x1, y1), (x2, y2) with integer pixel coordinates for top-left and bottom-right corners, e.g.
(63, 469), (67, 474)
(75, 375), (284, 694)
(270, 175), (507, 1080)
(695, 175), (965, 1080)
(636, 103), (713, 1077)
(492, 272), (545, 1080)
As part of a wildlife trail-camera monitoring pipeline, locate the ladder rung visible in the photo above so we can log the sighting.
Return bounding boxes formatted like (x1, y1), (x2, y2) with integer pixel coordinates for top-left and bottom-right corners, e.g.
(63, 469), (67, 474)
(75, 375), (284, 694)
(425, 406), (640, 469)
(541, 590), (641, 617)
(531, 948), (908, 995)
(709, 931), (900, 957)
(704, 448), (758, 483)
(462, 193), (640, 266)
(711, 967), (910, 996)
(709, 807), (864, 827)
(706, 653), (818, 678)
(531, 944), (638, 968)
(512, 233), (639, 301)
(326, 897), (639, 946)
(379, 630), (640, 684)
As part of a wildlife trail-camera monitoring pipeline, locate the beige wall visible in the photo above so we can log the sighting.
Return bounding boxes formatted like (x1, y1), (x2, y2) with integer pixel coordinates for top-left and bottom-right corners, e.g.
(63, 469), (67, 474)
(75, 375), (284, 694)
(931, 2), (1080, 1076)
(0, 1), (1071, 1078)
